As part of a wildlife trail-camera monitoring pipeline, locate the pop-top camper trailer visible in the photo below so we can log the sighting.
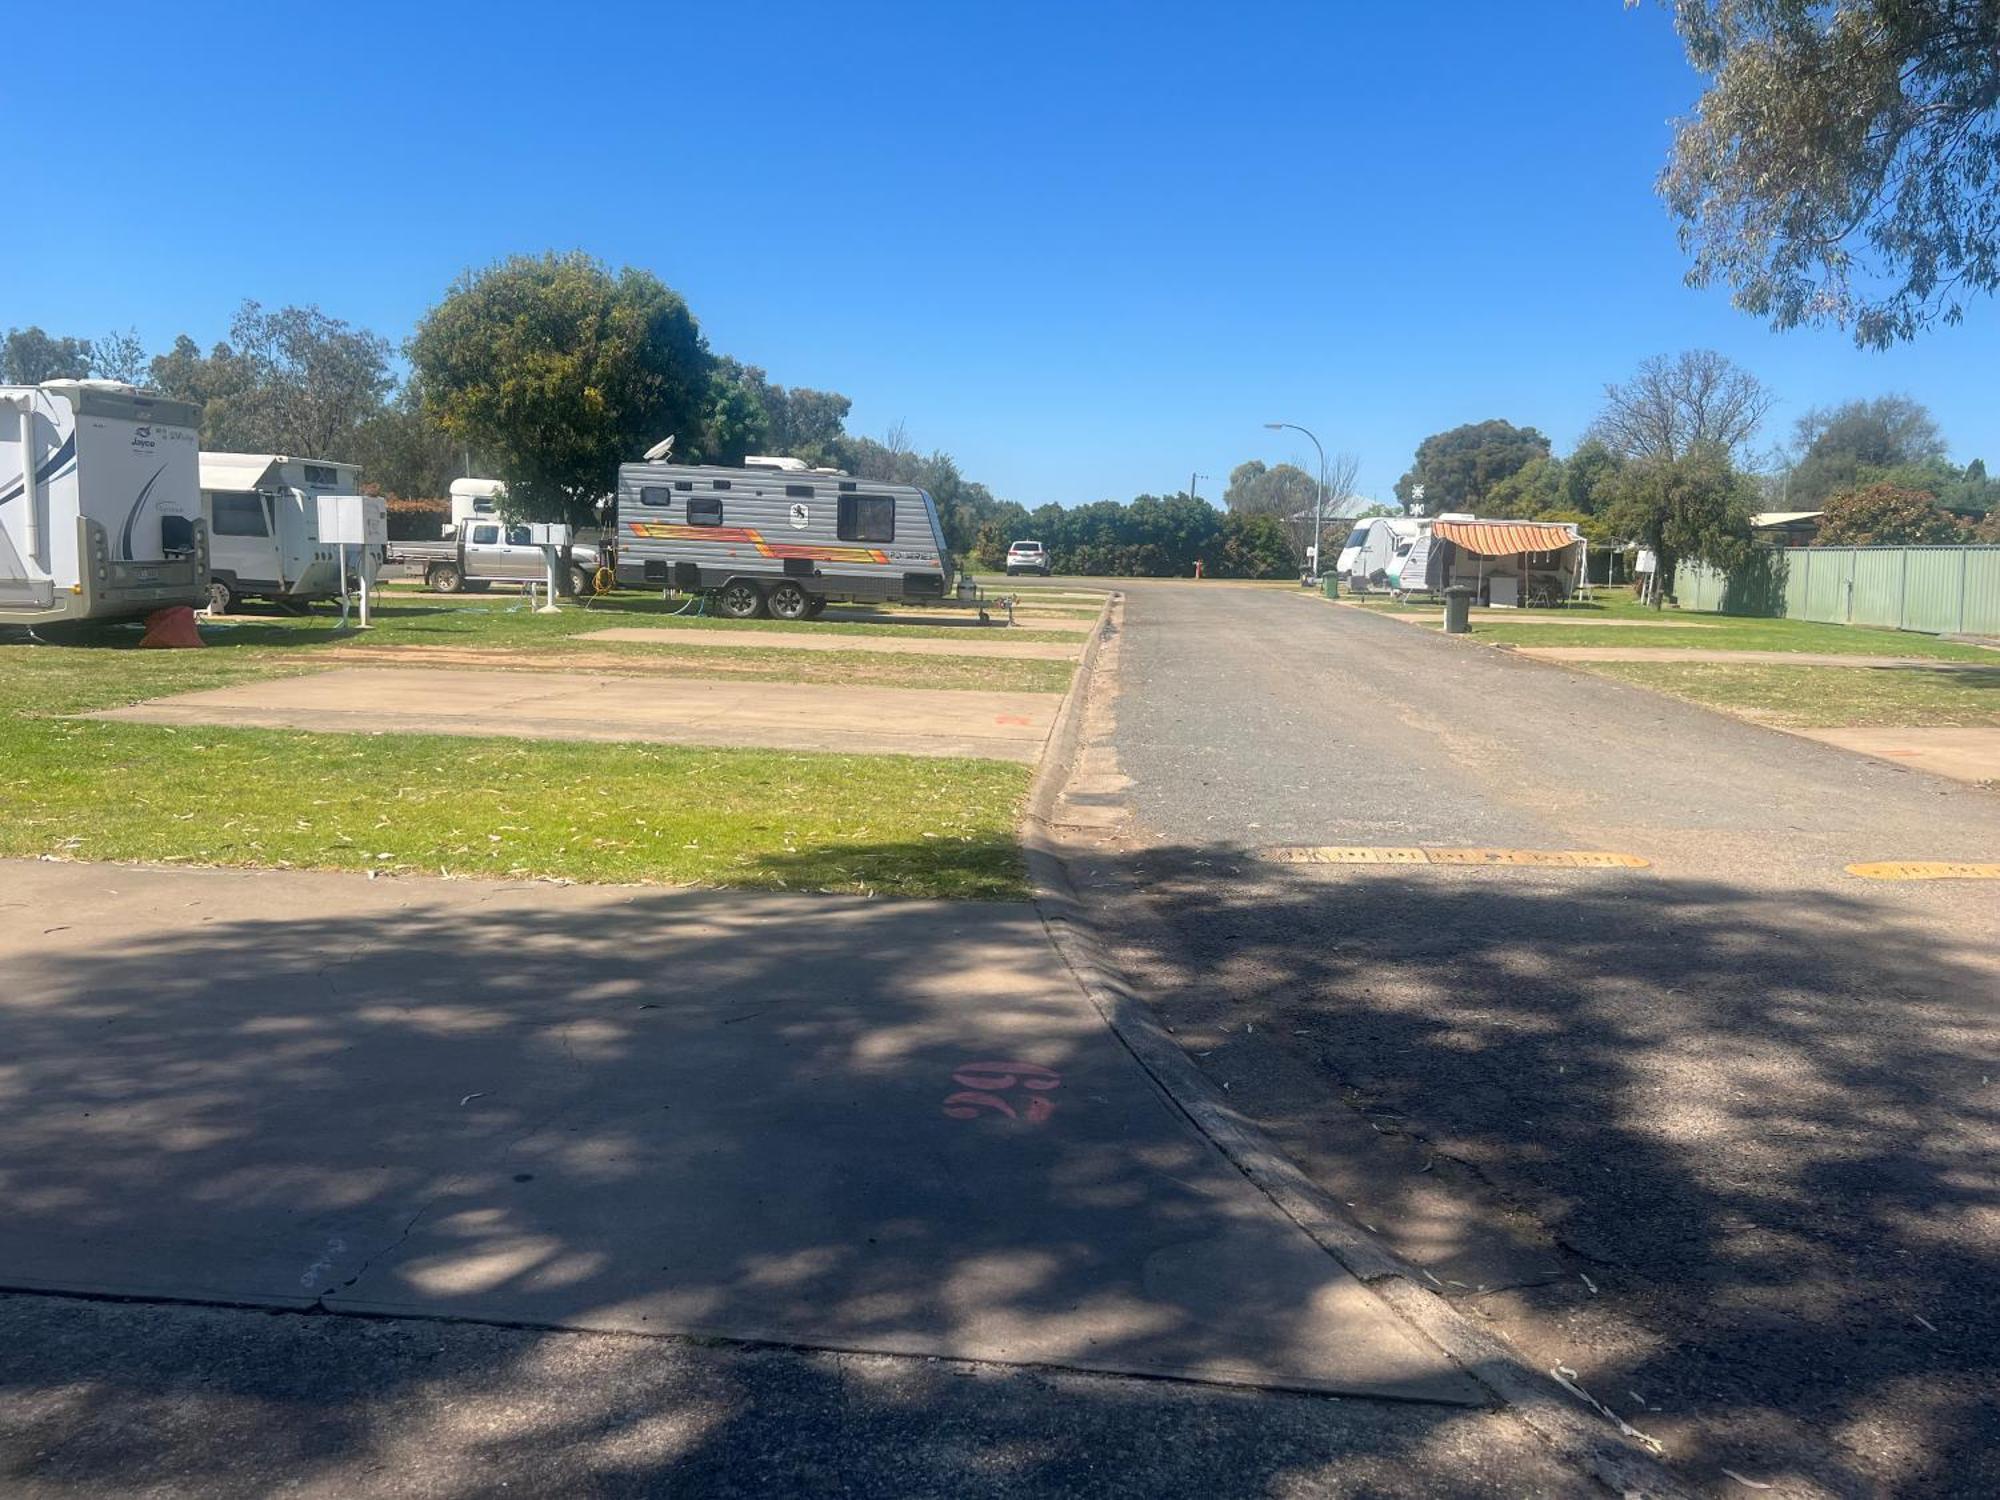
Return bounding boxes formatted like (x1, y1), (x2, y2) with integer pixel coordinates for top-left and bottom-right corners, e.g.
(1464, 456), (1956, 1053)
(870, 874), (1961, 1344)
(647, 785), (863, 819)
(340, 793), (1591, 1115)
(0, 380), (206, 625)
(200, 452), (373, 612)
(612, 458), (965, 619)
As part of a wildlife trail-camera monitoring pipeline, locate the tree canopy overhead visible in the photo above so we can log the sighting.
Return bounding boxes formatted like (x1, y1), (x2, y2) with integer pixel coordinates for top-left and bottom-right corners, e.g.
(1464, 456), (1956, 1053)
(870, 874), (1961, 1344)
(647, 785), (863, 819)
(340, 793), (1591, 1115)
(409, 253), (713, 527)
(1787, 393), (1945, 503)
(147, 304), (393, 461)
(1589, 349), (1773, 462)
(1661, 1), (2000, 346)
(1394, 420), (1551, 514)
(2, 326), (94, 384)
(1776, 392), (2000, 512)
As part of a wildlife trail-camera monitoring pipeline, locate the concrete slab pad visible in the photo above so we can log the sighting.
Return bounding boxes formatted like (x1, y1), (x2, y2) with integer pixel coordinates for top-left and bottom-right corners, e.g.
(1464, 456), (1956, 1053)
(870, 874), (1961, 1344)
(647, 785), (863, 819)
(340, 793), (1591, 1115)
(0, 861), (1477, 1403)
(1514, 647), (1987, 667)
(91, 667), (1062, 763)
(583, 626), (1082, 661)
(1790, 726), (2000, 785)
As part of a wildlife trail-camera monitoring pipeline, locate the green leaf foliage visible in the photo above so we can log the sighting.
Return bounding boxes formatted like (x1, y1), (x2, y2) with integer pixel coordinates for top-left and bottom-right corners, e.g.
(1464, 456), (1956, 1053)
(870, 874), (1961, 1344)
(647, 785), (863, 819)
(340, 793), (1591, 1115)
(1813, 482), (1966, 545)
(1604, 445), (1759, 600)
(1, 326), (93, 384)
(1394, 420), (1551, 513)
(1662, 1), (2000, 346)
(409, 252), (713, 527)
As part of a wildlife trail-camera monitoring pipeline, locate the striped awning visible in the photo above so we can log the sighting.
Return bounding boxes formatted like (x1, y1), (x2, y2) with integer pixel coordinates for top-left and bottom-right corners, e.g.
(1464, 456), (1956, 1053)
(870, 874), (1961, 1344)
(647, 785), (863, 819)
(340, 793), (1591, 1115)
(1431, 520), (1580, 557)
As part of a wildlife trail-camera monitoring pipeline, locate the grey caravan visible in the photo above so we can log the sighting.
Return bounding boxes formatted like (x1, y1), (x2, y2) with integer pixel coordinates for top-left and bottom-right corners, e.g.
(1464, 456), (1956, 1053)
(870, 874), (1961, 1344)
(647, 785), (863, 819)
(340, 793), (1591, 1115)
(200, 452), (369, 612)
(0, 380), (207, 625)
(612, 462), (960, 619)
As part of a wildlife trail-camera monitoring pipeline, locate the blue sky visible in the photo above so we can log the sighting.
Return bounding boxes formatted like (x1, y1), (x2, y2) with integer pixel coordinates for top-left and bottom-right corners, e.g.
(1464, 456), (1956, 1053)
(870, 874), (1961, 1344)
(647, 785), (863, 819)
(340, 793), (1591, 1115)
(8, 0), (1995, 507)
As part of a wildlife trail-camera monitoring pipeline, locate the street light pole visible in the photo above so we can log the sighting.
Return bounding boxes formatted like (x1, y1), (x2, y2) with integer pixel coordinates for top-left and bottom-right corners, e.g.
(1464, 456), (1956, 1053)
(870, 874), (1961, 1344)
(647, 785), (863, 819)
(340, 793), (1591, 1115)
(1189, 471), (1209, 502)
(1264, 421), (1327, 580)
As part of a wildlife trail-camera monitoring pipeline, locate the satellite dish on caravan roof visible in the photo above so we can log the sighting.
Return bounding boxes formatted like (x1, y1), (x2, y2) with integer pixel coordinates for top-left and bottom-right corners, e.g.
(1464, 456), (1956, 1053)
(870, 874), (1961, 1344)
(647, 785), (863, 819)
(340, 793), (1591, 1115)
(643, 435), (677, 462)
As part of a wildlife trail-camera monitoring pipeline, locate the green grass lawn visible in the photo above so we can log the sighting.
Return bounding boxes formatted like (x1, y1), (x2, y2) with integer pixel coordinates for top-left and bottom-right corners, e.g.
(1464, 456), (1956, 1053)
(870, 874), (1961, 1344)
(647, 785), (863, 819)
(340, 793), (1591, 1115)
(328, 589), (1083, 645)
(1586, 660), (2000, 729)
(1463, 615), (1994, 659)
(1342, 587), (1994, 660)
(0, 597), (1042, 898)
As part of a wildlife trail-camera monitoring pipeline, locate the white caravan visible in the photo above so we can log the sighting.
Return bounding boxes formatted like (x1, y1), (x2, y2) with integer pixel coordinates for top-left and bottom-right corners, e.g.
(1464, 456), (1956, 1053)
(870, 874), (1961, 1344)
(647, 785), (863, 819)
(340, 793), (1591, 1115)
(1335, 516), (1428, 591)
(0, 380), (206, 625)
(449, 477), (505, 528)
(201, 452), (374, 612)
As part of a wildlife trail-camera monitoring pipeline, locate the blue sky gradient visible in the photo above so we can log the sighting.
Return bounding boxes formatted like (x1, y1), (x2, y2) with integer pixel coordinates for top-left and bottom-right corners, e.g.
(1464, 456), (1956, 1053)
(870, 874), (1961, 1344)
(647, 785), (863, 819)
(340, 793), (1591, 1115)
(8, 0), (1995, 506)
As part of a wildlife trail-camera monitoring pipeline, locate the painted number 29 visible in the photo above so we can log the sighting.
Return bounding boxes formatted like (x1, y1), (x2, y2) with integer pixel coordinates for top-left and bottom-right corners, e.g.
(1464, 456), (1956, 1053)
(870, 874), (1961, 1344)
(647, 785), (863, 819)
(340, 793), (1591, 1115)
(942, 1060), (1062, 1123)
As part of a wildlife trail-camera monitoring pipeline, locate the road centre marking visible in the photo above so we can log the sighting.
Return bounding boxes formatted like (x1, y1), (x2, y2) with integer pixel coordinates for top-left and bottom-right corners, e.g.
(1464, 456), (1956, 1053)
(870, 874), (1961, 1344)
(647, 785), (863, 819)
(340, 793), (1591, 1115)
(1846, 861), (2000, 881)
(1265, 847), (1650, 870)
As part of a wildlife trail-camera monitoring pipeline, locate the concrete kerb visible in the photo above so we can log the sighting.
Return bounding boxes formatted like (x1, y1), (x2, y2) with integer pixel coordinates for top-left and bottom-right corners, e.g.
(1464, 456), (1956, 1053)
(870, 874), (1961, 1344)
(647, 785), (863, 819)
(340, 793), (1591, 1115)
(1021, 594), (1696, 1500)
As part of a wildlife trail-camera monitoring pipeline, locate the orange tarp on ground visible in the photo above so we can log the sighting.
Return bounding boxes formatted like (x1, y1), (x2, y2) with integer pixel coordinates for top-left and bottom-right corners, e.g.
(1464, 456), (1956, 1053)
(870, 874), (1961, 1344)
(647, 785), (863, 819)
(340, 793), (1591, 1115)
(1431, 520), (1579, 556)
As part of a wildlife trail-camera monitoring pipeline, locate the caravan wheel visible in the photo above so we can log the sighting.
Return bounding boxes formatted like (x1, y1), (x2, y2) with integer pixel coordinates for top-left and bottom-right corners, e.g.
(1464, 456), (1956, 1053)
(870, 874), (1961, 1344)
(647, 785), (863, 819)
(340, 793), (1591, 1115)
(766, 581), (812, 620)
(802, 595), (827, 618)
(204, 580), (234, 616)
(715, 579), (767, 619)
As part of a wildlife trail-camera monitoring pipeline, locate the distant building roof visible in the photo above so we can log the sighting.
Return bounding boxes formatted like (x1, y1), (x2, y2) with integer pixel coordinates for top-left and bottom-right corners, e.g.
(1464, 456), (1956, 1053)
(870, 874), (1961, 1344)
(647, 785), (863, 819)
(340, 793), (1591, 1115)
(1750, 511), (1824, 527)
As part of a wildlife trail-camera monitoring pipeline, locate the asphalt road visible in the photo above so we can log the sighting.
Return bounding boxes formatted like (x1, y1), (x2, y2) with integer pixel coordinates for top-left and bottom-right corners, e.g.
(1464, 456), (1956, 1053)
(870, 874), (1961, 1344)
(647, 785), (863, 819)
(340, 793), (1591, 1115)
(1078, 583), (2000, 1500)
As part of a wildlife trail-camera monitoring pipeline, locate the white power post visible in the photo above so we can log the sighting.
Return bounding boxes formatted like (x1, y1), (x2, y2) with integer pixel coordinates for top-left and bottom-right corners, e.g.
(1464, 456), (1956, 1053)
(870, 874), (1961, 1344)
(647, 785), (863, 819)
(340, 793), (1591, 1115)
(529, 523), (572, 615)
(318, 494), (388, 630)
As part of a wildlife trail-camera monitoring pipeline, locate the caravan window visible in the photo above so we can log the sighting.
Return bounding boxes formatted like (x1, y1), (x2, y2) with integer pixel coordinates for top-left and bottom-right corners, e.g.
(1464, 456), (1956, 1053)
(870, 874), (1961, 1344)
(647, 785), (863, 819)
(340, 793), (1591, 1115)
(210, 492), (269, 537)
(837, 494), (896, 543)
(639, 485), (671, 507)
(303, 464), (339, 488)
(687, 496), (724, 526)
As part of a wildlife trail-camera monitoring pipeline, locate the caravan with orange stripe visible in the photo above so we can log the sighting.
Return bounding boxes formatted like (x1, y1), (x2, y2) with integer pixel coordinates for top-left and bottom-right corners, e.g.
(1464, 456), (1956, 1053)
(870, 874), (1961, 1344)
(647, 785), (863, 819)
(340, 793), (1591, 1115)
(613, 455), (976, 620)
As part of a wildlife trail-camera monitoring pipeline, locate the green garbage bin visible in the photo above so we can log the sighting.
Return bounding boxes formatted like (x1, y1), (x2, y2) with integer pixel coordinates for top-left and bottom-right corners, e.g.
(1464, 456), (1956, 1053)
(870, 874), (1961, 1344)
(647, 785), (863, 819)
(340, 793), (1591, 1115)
(1322, 574), (1340, 599)
(1444, 586), (1474, 634)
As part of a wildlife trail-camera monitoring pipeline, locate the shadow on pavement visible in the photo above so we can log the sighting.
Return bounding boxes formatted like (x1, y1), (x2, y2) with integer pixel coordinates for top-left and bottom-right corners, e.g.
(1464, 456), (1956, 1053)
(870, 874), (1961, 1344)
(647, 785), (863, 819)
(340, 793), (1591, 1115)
(1068, 841), (2000, 1499)
(0, 1292), (1572, 1500)
(0, 861), (1539, 1495)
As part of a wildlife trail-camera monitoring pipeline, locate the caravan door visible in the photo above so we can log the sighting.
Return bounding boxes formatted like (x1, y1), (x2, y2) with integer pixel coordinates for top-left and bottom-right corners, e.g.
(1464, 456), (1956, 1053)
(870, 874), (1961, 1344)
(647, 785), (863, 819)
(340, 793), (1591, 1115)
(207, 490), (281, 593)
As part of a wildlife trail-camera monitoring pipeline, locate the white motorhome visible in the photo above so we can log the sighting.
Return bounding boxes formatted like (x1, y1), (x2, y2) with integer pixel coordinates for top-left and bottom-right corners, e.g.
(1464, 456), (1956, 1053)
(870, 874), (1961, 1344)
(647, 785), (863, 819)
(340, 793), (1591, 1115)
(1335, 516), (1429, 592)
(0, 380), (206, 625)
(201, 452), (374, 612)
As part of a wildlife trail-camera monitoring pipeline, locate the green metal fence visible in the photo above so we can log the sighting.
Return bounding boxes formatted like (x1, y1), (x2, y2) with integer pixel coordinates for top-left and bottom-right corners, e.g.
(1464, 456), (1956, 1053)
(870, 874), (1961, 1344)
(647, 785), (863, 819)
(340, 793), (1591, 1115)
(1675, 546), (2000, 636)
